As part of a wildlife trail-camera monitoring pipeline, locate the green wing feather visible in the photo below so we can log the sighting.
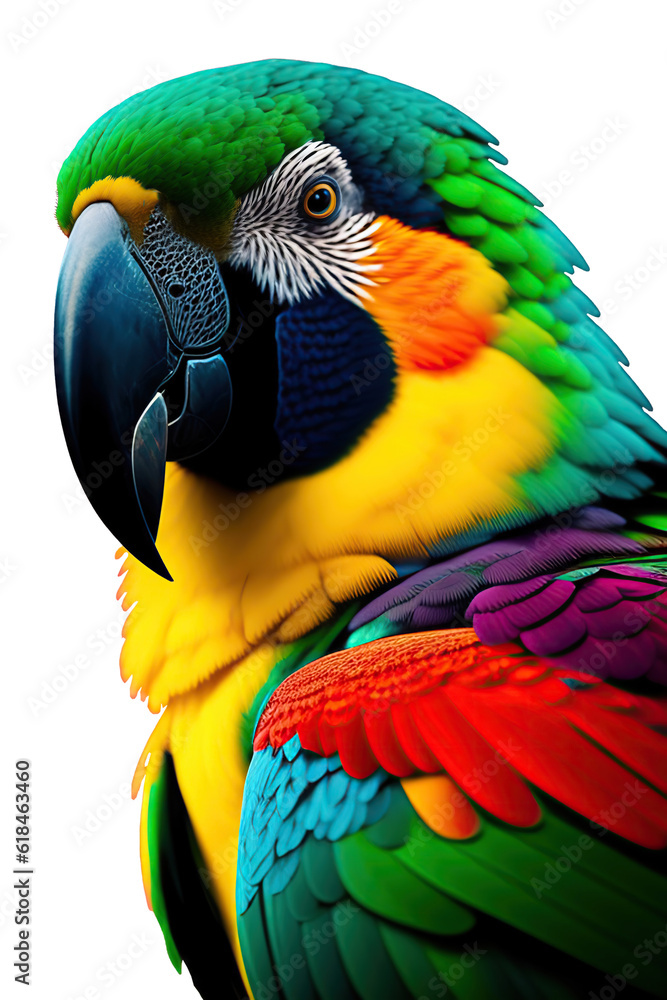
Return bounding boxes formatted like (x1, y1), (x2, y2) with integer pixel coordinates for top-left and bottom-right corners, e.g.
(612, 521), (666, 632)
(240, 782), (667, 999)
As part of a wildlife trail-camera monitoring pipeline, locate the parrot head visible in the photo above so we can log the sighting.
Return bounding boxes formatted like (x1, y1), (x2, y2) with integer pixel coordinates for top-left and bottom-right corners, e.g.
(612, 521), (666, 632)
(54, 59), (666, 605)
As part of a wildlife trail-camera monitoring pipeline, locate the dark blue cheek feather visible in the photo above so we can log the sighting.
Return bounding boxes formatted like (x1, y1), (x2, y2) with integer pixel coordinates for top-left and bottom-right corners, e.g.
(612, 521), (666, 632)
(333, 143), (446, 229)
(273, 289), (397, 477)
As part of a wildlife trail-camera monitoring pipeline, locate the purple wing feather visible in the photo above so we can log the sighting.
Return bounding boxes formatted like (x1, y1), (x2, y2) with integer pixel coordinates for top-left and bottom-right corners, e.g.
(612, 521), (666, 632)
(469, 568), (667, 684)
(351, 507), (643, 630)
(349, 505), (667, 685)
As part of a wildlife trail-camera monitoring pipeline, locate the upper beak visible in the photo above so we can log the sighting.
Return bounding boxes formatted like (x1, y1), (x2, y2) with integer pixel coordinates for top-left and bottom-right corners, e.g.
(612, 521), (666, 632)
(54, 201), (233, 580)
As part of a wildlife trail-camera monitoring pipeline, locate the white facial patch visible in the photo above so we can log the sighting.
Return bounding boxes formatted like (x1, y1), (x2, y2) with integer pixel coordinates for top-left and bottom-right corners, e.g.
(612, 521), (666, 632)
(228, 141), (382, 306)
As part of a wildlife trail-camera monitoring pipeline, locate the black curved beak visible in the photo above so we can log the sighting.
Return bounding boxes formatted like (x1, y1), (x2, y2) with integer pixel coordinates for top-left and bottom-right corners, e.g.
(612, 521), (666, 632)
(54, 202), (233, 580)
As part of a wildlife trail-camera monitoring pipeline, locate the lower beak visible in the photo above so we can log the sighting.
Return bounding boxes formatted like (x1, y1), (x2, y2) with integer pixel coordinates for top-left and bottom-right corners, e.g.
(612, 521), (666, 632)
(54, 202), (233, 580)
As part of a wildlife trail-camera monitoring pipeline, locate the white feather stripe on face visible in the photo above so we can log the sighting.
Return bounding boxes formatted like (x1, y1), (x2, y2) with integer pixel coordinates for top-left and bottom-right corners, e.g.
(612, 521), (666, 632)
(229, 140), (382, 306)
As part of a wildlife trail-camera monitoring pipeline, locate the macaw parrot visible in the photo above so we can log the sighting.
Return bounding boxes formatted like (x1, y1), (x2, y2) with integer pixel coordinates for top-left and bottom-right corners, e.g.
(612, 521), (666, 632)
(53, 59), (667, 999)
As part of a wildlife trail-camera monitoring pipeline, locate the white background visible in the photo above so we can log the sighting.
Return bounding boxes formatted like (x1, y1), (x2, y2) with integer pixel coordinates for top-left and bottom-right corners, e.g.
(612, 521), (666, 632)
(2, 0), (666, 997)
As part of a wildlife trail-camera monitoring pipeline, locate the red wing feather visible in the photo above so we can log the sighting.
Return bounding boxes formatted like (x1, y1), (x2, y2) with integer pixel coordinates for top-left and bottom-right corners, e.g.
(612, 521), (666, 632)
(254, 630), (667, 847)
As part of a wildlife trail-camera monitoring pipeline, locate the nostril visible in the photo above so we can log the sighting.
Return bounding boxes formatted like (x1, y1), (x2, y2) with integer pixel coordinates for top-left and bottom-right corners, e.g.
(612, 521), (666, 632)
(168, 282), (185, 298)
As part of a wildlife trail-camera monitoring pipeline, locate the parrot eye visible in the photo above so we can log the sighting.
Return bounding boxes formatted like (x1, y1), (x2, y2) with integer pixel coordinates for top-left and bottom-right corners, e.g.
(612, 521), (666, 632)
(302, 177), (340, 221)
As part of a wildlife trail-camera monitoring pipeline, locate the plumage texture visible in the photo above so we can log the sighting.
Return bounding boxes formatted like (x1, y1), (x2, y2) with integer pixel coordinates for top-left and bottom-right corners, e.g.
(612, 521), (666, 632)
(469, 564), (667, 681)
(236, 735), (667, 999)
(54, 58), (667, 1000)
(253, 629), (667, 843)
(348, 506), (644, 630)
(229, 140), (380, 305)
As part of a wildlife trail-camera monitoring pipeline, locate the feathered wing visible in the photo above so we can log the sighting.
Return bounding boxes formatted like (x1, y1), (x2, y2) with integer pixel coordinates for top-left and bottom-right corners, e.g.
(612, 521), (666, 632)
(140, 751), (247, 999)
(238, 626), (667, 999)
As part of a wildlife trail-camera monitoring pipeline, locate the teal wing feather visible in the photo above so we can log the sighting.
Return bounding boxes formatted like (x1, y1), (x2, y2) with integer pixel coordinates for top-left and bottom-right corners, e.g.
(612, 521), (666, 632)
(237, 740), (667, 999)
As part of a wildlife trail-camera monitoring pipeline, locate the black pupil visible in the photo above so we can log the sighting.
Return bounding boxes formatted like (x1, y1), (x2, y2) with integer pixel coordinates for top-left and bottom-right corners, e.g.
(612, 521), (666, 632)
(168, 282), (186, 298)
(308, 187), (332, 215)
